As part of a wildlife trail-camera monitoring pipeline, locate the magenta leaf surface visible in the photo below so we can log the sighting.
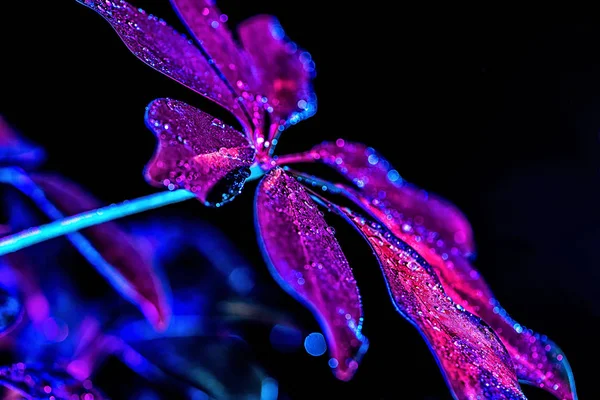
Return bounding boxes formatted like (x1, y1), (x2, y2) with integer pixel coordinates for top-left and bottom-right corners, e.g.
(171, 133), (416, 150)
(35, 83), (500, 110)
(312, 140), (577, 399)
(0, 363), (105, 400)
(238, 16), (317, 135)
(366, 211), (578, 400)
(75, 0), (248, 125)
(30, 173), (171, 331)
(169, 0), (258, 93)
(254, 168), (367, 381)
(168, 0), (268, 141)
(312, 140), (475, 255)
(144, 98), (255, 206)
(336, 207), (526, 399)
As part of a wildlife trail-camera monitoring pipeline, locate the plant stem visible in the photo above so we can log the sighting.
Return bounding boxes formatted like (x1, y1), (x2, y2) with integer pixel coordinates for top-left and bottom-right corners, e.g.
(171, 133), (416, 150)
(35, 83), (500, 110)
(0, 188), (196, 256)
(0, 167), (164, 316)
(0, 162), (266, 255)
(272, 151), (315, 166)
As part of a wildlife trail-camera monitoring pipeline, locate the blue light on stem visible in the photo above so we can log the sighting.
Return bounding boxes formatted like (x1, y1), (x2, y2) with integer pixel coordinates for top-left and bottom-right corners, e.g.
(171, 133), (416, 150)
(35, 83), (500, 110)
(0, 167), (182, 318)
(0, 165), (266, 256)
(248, 163), (265, 181)
(0, 167), (185, 317)
(0, 174), (196, 256)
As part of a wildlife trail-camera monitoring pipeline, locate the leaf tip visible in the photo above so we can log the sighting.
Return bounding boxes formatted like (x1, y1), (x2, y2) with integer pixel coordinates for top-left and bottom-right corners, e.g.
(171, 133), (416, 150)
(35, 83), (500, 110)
(139, 296), (171, 332)
(331, 333), (369, 381)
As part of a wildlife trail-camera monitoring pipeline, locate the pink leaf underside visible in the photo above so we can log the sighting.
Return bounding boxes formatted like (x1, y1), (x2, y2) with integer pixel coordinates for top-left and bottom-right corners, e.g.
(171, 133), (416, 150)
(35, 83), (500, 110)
(338, 208), (526, 399)
(144, 98), (255, 206)
(29, 173), (171, 331)
(0, 364), (105, 400)
(313, 141), (576, 399)
(76, 0), (249, 127)
(255, 168), (367, 381)
(238, 15), (316, 131)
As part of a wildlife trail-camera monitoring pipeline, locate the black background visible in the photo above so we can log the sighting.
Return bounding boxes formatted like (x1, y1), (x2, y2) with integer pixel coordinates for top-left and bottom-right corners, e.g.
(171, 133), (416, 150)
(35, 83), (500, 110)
(1, 1), (599, 399)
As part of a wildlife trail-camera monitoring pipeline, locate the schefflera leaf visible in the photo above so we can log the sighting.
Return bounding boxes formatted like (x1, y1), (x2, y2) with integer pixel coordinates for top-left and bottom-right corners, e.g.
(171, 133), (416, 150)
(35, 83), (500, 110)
(312, 140), (475, 255)
(254, 168), (367, 381)
(75, 0), (250, 128)
(168, 0), (258, 92)
(144, 98), (256, 206)
(0, 364), (105, 400)
(167, 0), (270, 144)
(336, 207), (526, 399)
(238, 15), (317, 134)
(29, 173), (171, 331)
(313, 141), (577, 399)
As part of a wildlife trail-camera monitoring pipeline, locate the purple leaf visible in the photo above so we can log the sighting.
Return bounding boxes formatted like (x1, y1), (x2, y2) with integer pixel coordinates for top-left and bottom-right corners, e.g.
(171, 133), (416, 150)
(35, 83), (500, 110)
(238, 16), (317, 136)
(75, 0), (248, 126)
(29, 173), (171, 331)
(167, 0), (269, 144)
(313, 141), (577, 399)
(0, 116), (45, 168)
(312, 140), (475, 255)
(372, 216), (578, 400)
(337, 208), (526, 399)
(168, 0), (258, 93)
(254, 168), (367, 381)
(144, 98), (256, 206)
(0, 363), (106, 400)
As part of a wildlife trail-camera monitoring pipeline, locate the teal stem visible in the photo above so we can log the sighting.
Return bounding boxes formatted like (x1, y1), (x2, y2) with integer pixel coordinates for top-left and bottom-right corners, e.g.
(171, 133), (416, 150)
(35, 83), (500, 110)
(0, 164), (267, 256)
(0, 167), (169, 324)
(0, 188), (196, 256)
(248, 163), (265, 181)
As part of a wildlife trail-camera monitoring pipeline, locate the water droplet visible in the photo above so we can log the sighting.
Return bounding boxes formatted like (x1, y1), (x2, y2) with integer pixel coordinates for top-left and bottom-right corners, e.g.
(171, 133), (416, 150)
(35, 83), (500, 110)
(211, 118), (225, 128)
(406, 261), (419, 271)
(304, 332), (327, 356)
(387, 169), (401, 182)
